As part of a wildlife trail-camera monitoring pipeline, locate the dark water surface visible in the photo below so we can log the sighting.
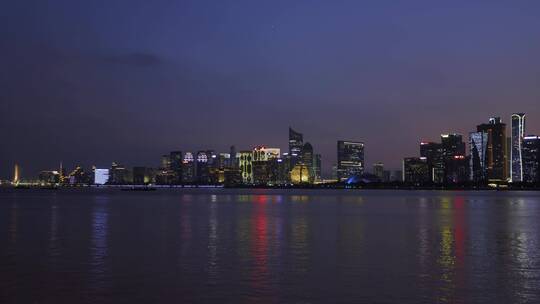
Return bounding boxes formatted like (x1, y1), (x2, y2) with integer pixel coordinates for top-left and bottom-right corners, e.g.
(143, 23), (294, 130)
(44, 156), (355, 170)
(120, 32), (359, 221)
(1, 189), (540, 303)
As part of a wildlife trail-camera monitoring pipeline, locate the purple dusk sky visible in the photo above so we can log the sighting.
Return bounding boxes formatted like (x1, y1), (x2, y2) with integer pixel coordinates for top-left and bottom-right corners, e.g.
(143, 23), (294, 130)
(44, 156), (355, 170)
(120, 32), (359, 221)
(1, 0), (540, 178)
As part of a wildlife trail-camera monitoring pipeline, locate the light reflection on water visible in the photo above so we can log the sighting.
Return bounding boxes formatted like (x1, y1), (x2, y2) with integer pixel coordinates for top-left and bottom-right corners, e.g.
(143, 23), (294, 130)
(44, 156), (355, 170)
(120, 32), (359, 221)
(1, 190), (540, 303)
(207, 198), (219, 283)
(89, 195), (110, 298)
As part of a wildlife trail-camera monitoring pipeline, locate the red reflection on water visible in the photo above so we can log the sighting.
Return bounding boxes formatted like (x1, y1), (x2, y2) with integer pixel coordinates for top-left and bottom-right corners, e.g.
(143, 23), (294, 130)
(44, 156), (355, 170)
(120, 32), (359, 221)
(256, 195), (268, 204)
(453, 196), (465, 264)
(251, 196), (269, 291)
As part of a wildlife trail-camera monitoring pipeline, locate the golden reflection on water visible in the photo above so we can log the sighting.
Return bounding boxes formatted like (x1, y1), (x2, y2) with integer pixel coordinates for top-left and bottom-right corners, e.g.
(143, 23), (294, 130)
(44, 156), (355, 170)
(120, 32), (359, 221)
(339, 195), (364, 205)
(417, 197), (429, 269)
(432, 195), (467, 304)
(436, 196), (456, 303)
(291, 214), (309, 274)
(290, 195), (309, 203)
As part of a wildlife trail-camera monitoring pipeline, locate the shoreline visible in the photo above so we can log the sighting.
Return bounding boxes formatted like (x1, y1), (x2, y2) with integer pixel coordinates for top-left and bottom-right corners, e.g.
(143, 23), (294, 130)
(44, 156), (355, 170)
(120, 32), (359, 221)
(2, 184), (540, 191)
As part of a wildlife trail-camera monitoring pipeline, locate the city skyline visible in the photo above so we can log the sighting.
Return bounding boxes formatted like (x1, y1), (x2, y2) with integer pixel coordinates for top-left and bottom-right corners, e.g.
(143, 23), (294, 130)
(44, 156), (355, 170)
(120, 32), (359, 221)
(5, 111), (540, 185)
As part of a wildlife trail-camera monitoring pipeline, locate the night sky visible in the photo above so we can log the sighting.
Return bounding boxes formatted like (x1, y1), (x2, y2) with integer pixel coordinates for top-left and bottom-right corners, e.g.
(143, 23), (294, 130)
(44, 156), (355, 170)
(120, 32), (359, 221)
(2, 0), (540, 179)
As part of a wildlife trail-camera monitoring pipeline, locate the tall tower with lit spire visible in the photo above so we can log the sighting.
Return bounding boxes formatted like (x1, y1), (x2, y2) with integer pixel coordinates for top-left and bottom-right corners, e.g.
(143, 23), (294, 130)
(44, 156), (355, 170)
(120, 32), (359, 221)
(13, 164), (20, 184)
(511, 113), (526, 182)
(59, 161), (65, 183)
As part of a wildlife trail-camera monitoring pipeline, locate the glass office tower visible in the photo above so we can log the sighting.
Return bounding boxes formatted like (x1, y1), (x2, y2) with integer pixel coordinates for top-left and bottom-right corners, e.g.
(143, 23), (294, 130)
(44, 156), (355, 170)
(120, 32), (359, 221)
(510, 113), (526, 182)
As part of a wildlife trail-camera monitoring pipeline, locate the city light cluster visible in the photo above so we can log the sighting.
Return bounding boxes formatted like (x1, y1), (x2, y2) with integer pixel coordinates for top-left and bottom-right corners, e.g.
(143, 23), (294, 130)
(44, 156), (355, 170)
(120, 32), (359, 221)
(403, 113), (540, 186)
(5, 127), (368, 187)
(4, 116), (540, 189)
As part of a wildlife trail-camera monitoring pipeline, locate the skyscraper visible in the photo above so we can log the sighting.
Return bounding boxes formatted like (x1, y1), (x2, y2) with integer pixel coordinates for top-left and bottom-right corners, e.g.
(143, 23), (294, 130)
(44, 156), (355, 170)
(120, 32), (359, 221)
(476, 117), (507, 181)
(337, 140), (364, 181)
(402, 157), (430, 184)
(94, 169), (110, 185)
(469, 132), (488, 183)
(444, 155), (469, 184)
(289, 127), (303, 161)
(196, 151), (210, 184)
(441, 133), (466, 157)
(440, 134), (466, 183)
(511, 113), (526, 182)
(420, 141), (443, 182)
(229, 145), (237, 169)
(290, 163), (310, 184)
(522, 135), (540, 184)
(181, 152), (196, 183)
(239, 151), (253, 184)
(302, 142), (314, 182)
(59, 161), (65, 183)
(170, 151), (183, 183)
(252, 146), (280, 185)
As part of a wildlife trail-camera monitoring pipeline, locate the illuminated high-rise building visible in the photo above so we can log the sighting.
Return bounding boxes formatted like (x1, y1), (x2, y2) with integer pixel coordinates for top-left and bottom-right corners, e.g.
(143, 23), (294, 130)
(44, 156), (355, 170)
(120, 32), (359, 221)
(402, 157), (430, 184)
(196, 151), (210, 184)
(441, 134), (466, 156)
(444, 155), (469, 184)
(217, 153), (231, 169)
(510, 113), (526, 182)
(476, 117), (507, 181)
(94, 169), (110, 185)
(337, 140), (364, 181)
(59, 161), (66, 183)
(252, 146), (280, 185)
(253, 146), (280, 161)
(302, 142), (314, 182)
(290, 163), (310, 184)
(239, 151), (253, 184)
(469, 132), (488, 182)
(13, 163), (20, 184)
(420, 141), (443, 182)
(522, 135), (540, 183)
(274, 154), (293, 184)
(440, 133), (466, 183)
(419, 135), (465, 184)
(289, 127), (303, 166)
(506, 136), (512, 180)
(181, 152), (196, 183)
